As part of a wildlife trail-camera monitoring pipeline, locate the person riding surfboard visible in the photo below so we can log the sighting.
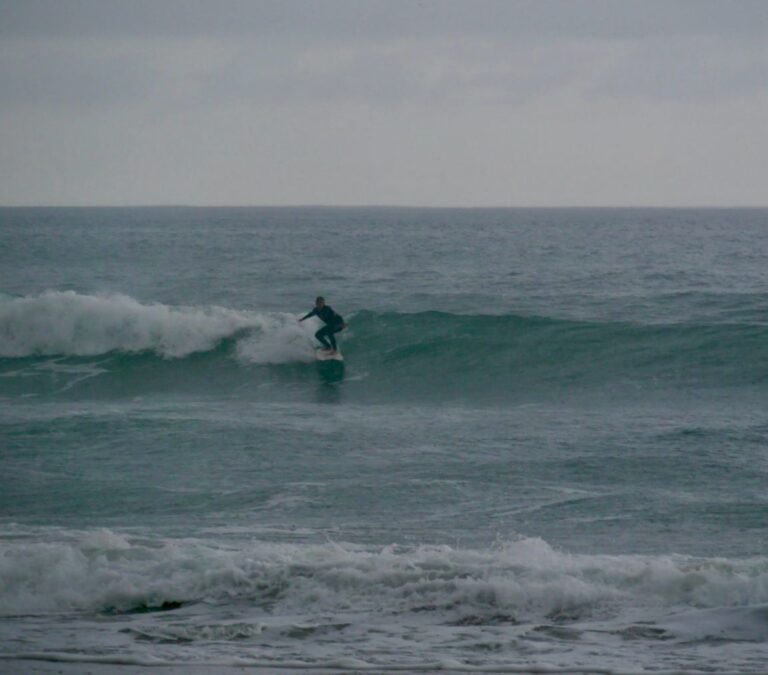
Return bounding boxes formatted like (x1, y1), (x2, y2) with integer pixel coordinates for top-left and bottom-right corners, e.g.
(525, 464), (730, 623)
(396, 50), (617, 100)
(299, 296), (346, 355)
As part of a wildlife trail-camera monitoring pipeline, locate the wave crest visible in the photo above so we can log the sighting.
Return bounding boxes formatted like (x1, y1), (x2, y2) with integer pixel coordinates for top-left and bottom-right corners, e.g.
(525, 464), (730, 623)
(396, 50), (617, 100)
(0, 291), (312, 361)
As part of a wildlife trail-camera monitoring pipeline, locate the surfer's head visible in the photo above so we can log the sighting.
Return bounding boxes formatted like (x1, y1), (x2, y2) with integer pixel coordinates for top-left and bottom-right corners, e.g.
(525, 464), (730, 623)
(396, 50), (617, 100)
(315, 296), (325, 308)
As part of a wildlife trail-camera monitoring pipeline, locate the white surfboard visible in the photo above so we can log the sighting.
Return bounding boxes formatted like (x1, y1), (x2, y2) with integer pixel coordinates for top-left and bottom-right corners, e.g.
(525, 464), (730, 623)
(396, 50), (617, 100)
(316, 350), (344, 362)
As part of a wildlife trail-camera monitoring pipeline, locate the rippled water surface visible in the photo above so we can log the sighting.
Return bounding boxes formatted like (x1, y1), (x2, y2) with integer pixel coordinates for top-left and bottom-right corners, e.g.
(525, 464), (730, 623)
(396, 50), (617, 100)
(2, 207), (768, 672)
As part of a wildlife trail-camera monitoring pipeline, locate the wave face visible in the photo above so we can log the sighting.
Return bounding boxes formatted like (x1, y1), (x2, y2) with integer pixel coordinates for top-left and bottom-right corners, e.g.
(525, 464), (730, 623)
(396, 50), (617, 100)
(2, 291), (768, 402)
(349, 309), (768, 391)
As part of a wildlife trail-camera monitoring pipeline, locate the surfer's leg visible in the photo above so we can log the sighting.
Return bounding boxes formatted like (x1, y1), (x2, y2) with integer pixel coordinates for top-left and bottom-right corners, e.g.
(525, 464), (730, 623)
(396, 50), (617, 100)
(315, 327), (331, 350)
(327, 323), (346, 352)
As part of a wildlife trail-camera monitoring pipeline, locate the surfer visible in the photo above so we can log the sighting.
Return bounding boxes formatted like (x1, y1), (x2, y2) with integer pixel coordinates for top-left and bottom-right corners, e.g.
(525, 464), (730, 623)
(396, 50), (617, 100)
(299, 297), (346, 354)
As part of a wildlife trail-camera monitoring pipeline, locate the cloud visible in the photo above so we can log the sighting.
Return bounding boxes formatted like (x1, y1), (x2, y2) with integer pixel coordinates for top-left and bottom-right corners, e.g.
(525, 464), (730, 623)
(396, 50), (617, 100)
(2, 0), (768, 41)
(4, 32), (765, 115)
(591, 37), (768, 101)
(2, 1), (767, 112)
(1, 0), (767, 206)
(0, 40), (156, 108)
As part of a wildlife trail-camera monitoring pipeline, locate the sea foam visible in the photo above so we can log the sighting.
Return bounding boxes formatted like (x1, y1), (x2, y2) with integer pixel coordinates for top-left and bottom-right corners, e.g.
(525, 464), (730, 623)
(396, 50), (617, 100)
(0, 291), (314, 362)
(2, 529), (768, 620)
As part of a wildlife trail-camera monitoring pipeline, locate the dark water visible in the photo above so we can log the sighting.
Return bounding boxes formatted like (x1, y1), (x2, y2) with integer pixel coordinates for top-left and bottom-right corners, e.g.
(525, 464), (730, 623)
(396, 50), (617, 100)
(2, 207), (768, 672)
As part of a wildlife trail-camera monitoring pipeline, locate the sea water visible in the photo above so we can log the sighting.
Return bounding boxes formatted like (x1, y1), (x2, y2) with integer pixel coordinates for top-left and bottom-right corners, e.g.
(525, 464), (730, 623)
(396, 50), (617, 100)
(1, 207), (768, 672)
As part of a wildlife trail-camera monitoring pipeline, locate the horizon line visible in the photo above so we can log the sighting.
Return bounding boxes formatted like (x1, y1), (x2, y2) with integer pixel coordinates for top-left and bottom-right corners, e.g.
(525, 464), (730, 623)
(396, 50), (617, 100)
(1, 203), (768, 210)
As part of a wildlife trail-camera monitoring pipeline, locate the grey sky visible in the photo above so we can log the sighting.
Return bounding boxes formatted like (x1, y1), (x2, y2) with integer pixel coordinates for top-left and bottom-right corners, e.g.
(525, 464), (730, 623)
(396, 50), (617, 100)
(1, 0), (767, 206)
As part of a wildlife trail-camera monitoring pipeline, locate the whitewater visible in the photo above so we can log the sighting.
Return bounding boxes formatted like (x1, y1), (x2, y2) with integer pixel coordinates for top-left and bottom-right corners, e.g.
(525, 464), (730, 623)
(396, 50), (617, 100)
(2, 206), (768, 673)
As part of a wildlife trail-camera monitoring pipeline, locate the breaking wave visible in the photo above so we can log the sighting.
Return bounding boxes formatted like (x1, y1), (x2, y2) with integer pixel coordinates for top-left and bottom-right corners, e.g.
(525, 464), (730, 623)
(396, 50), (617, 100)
(2, 528), (767, 621)
(2, 290), (768, 400)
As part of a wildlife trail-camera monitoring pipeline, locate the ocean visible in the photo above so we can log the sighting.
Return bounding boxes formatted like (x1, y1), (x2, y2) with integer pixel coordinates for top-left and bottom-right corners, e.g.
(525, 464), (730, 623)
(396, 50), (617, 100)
(1, 206), (768, 673)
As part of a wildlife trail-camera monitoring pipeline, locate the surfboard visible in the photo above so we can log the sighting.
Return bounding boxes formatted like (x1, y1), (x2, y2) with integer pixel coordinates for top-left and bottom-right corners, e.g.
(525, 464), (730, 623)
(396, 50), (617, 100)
(316, 350), (344, 362)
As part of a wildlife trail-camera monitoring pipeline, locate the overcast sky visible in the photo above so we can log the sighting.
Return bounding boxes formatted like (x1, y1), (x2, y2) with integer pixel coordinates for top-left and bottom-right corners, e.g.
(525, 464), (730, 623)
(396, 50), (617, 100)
(1, 0), (767, 206)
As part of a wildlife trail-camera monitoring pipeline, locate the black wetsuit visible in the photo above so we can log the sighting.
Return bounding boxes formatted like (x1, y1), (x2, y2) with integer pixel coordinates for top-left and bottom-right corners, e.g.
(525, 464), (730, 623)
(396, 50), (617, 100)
(300, 305), (345, 351)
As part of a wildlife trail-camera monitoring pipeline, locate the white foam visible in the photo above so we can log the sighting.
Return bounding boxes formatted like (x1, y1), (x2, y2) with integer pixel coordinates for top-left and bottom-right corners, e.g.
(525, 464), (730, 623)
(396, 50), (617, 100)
(0, 291), (316, 362)
(0, 652), (661, 673)
(235, 316), (317, 365)
(2, 529), (768, 621)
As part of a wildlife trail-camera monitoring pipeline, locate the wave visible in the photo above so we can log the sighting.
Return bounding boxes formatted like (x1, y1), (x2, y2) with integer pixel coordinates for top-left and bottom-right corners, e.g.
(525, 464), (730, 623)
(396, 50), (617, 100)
(3, 528), (768, 671)
(2, 528), (767, 623)
(0, 291), (313, 363)
(3, 291), (768, 399)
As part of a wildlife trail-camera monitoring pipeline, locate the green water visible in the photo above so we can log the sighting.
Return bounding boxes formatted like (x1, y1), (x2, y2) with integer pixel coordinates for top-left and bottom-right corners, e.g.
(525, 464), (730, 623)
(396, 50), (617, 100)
(2, 207), (768, 671)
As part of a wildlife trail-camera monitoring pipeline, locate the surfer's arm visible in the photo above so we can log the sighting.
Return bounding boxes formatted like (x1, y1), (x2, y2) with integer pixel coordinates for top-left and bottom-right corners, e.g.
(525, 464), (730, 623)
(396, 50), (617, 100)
(299, 309), (317, 322)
